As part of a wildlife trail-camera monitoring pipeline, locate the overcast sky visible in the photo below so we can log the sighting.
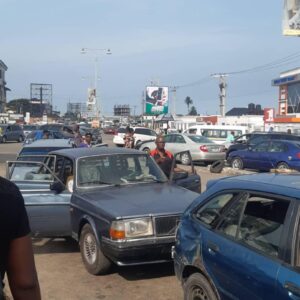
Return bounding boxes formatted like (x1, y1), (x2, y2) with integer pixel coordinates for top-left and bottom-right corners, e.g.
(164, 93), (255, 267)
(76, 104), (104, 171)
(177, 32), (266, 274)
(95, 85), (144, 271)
(1, 0), (299, 115)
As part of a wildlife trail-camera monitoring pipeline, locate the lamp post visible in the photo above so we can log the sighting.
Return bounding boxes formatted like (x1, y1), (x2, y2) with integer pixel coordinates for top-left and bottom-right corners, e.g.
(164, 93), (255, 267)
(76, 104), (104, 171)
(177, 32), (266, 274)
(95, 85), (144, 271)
(81, 48), (111, 121)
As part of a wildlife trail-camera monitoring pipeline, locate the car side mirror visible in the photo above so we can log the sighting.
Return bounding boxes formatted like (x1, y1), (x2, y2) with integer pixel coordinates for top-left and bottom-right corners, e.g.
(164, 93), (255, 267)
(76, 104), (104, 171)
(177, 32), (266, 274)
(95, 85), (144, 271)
(50, 181), (65, 194)
(173, 171), (188, 181)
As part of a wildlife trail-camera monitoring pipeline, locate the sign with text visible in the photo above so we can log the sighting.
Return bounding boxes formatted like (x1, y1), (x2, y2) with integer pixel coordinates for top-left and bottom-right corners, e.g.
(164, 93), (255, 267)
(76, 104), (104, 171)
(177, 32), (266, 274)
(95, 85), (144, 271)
(263, 108), (275, 123)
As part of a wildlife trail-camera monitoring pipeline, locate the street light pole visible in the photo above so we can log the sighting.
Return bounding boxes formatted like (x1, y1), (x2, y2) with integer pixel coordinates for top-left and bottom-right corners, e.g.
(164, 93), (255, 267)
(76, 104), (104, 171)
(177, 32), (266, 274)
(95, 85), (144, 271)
(81, 48), (111, 122)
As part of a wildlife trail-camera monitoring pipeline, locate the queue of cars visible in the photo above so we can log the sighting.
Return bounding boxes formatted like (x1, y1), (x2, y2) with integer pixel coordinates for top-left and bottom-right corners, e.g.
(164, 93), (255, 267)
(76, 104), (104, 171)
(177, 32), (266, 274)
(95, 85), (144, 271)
(5, 126), (300, 299)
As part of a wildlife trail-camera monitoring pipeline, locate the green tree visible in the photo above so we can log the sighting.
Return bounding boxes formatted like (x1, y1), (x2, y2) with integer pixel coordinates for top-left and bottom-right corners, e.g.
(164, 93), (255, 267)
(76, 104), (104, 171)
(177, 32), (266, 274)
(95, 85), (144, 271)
(184, 96), (193, 114)
(189, 106), (197, 116)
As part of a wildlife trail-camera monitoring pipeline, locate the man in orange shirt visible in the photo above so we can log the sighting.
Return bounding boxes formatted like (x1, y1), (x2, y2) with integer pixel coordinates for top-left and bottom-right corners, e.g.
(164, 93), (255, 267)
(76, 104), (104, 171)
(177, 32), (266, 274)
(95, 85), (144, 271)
(150, 136), (174, 178)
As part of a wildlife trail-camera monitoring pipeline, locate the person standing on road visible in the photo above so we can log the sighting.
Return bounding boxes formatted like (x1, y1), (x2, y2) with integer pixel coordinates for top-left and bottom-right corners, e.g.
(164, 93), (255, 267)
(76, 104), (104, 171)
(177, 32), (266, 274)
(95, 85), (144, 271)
(123, 127), (135, 149)
(0, 177), (41, 300)
(226, 131), (235, 143)
(73, 125), (83, 147)
(79, 132), (93, 148)
(150, 135), (174, 178)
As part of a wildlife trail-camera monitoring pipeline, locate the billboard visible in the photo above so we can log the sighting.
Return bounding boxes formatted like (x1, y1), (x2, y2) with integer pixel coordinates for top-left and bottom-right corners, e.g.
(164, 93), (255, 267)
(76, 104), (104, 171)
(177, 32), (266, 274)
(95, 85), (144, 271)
(283, 0), (300, 36)
(145, 86), (168, 115)
(87, 88), (96, 111)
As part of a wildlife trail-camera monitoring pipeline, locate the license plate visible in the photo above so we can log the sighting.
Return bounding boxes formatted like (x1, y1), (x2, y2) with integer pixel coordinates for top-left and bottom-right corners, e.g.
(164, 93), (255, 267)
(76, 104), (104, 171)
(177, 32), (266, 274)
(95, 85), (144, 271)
(210, 147), (220, 152)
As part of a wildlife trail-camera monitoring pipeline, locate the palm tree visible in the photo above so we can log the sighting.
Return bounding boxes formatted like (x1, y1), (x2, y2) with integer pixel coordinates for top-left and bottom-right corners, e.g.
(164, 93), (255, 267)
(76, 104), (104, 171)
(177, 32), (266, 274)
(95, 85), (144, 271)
(184, 96), (193, 114)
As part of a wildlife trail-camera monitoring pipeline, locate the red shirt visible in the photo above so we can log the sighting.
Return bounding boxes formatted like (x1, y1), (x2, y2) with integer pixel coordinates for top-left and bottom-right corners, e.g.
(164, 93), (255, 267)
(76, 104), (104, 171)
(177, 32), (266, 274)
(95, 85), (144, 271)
(150, 148), (173, 159)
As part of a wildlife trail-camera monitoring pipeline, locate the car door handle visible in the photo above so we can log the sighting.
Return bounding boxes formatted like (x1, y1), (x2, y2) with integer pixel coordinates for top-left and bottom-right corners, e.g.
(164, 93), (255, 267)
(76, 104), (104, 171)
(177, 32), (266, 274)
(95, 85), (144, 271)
(284, 282), (300, 297)
(207, 242), (219, 253)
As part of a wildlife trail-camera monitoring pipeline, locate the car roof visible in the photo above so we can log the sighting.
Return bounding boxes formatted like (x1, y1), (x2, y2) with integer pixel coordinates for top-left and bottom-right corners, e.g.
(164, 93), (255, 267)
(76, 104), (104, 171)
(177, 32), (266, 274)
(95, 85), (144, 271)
(50, 147), (144, 159)
(23, 139), (73, 148)
(212, 173), (300, 197)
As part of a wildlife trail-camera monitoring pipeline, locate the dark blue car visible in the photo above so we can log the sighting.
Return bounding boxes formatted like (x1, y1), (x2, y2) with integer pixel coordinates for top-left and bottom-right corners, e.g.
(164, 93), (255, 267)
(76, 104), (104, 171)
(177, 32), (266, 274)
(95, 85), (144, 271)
(174, 173), (300, 300)
(228, 139), (300, 171)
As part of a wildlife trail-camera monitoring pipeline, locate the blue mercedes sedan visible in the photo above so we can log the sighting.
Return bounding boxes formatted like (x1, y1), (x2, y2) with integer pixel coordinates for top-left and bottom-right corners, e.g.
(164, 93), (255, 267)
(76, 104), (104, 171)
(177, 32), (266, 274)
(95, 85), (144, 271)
(174, 173), (300, 300)
(228, 139), (300, 171)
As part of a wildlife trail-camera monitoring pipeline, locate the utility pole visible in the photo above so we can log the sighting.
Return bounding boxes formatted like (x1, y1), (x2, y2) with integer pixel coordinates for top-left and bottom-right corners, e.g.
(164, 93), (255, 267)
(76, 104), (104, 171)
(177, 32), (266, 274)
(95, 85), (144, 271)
(171, 86), (177, 116)
(211, 73), (228, 117)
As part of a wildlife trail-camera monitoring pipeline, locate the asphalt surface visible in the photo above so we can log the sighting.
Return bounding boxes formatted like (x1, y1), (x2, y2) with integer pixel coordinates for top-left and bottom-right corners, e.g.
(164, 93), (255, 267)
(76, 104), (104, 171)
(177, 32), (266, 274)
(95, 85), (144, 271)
(0, 142), (21, 163)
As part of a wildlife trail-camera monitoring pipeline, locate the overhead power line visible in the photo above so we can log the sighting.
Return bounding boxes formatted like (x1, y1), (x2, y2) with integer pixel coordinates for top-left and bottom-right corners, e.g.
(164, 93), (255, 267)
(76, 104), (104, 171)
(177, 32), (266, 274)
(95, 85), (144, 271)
(226, 51), (300, 75)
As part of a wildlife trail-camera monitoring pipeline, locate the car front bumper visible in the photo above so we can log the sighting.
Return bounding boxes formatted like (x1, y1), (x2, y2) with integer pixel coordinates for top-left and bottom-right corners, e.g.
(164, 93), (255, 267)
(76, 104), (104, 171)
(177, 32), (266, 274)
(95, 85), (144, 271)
(101, 236), (175, 266)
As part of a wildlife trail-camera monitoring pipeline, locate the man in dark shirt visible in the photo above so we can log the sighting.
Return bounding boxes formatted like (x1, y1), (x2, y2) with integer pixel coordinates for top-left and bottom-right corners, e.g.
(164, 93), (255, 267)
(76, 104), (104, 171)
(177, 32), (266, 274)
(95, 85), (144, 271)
(0, 177), (41, 299)
(150, 136), (174, 178)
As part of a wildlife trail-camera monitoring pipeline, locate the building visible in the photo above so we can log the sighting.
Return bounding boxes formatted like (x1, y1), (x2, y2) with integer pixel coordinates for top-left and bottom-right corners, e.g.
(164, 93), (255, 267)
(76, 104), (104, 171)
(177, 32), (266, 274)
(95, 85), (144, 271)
(114, 105), (130, 116)
(226, 103), (263, 117)
(272, 68), (300, 117)
(67, 102), (87, 116)
(0, 60), (9, 113)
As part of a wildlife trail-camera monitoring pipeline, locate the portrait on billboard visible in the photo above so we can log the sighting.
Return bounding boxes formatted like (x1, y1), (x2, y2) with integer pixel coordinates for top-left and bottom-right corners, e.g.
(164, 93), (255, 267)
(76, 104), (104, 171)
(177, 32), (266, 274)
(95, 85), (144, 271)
(283, 0), (300, 35)
(145, 86), (168, 115)
(87, 88), (96, 105)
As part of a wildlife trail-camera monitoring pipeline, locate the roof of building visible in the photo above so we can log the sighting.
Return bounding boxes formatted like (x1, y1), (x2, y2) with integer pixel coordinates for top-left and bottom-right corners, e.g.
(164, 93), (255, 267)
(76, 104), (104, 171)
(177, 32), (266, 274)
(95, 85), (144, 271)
(226, 107), (264, 116)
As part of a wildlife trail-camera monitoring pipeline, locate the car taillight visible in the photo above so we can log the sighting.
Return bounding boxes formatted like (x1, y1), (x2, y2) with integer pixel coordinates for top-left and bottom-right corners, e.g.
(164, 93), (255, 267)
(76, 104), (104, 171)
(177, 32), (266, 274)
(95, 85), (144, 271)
(200, 145), (208, 152)
(296, 153), (300, 159)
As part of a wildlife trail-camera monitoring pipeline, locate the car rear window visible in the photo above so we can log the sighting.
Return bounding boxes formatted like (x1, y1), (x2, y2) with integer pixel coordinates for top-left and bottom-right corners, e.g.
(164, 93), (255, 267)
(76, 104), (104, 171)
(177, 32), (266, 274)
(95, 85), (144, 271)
(134, 128), (156, 136)
(117, 128), (127, 134)
(188, 135), (214, 144)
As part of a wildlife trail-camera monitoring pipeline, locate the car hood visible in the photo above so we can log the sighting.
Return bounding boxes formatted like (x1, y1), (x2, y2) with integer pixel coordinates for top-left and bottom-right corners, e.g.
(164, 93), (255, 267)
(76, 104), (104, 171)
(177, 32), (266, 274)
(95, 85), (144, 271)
(75, 183), (198, 218)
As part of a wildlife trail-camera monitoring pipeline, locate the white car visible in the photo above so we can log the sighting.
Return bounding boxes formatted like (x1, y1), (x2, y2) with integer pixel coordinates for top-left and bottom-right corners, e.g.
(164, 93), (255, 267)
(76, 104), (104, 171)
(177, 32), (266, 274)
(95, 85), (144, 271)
(113, 127), (157, 147)
(137, 133), (226, 165)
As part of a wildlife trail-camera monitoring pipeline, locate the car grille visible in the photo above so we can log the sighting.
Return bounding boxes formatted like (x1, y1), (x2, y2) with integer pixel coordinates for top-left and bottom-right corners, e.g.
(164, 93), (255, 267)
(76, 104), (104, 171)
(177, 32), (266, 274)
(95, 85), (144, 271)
(154, 215), (181, 237)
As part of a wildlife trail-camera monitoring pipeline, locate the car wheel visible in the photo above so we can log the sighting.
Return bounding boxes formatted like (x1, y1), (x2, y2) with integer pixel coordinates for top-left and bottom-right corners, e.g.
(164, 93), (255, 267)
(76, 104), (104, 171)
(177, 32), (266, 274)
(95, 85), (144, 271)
(210, 160), (225, 173)
(181, 153), (191, 165)
(2, 136), (7, 143)
(276, 162), (290, 170)
(18, 135), (24, 142)
(231, 157), (243, 170)
(184, 273), (217, 300)
(79, 224), (111, 275)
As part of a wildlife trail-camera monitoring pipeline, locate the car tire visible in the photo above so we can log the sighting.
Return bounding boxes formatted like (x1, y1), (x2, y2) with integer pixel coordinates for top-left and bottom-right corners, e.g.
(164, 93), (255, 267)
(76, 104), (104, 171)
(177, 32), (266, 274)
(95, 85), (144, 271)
(79, 224), (111, 275)
(210, 160), (225, 173)
(2, 136), (7, 143)
(18, 135), (24, 142)
(276, 162), (290, 170)
(184, 273), (217, 300)
(180, 153), (191, 165)
(231, 157), (243, 170)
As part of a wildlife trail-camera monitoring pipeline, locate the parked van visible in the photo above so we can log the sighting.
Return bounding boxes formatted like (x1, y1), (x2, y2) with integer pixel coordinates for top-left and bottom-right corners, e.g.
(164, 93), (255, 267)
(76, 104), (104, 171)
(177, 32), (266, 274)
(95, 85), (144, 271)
(183, 125), (248, 144)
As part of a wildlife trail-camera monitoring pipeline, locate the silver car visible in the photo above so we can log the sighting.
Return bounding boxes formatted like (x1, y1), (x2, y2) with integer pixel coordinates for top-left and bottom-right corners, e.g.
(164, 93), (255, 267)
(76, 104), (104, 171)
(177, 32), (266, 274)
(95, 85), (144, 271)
(138, 133), (226, 164)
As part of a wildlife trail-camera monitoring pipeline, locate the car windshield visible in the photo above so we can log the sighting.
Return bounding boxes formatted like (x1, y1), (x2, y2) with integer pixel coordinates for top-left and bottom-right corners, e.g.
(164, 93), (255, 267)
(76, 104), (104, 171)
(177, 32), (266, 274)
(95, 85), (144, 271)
(77, 154), (167, 187)
(188, 135), (214, 144)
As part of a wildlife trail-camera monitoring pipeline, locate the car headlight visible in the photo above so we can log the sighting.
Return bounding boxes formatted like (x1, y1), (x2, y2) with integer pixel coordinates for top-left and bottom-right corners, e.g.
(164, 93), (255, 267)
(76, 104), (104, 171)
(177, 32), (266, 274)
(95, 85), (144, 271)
(110, 218), (153, 240)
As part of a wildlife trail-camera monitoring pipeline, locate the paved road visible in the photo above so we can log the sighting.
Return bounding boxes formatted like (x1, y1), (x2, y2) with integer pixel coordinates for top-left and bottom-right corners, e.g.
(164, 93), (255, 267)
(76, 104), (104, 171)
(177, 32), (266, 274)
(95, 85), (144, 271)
(1, 134), (242, 299)
(0, 142), (21, 162)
